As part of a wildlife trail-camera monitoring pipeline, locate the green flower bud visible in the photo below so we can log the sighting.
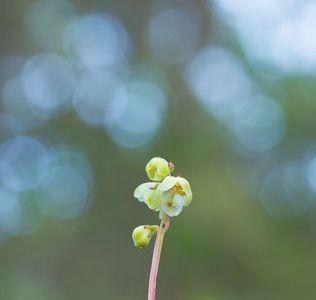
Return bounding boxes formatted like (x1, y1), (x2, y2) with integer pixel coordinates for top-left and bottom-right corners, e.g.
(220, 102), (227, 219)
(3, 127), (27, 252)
(132, 225), (159, 248)
(157, 176), (192, 217)
(145, 157), (173, 182)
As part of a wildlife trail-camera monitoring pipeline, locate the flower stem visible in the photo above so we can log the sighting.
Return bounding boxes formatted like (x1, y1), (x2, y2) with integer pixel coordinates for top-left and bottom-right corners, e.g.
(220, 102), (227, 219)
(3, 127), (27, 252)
(148, 213), (170, 300)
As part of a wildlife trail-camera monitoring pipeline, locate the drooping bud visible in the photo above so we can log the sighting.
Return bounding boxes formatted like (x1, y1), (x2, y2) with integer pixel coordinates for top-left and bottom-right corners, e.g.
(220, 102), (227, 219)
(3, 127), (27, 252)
(132, 225), (159, 249)
(145, 157), (174, 181)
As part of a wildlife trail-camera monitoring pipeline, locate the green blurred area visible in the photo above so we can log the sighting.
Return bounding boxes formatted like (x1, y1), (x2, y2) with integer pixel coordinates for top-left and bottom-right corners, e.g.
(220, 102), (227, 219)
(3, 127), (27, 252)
(1, 0), (316, 300)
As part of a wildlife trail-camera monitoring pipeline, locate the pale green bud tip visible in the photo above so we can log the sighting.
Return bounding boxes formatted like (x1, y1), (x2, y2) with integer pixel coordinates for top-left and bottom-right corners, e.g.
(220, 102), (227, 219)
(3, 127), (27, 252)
(132, 225), (159, 249)
(145, 157), (174, 181)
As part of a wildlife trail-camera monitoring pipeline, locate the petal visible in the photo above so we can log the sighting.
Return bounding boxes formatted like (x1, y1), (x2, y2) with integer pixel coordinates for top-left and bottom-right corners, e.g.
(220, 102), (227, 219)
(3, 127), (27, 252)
(162, 193), (184, 217)
(182, 193), (192, 207)
(144, 190), (161, 210)
(134, 182), (156, 200)
(156, 166), (170, 180)
(173, 193), (186, 206)
(158, 176), (178, 192)
(158, 190), (172, 202)
(178, 177), (192, 197)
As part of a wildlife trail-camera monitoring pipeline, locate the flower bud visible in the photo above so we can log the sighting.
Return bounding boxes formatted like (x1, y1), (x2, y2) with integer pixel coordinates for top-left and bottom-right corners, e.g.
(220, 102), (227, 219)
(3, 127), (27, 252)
(132, 225), (159, 249)
(145, 157), (174, 181)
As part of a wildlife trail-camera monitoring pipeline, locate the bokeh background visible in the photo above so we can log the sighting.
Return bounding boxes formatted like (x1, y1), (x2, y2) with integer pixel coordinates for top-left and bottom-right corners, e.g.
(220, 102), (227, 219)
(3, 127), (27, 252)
(1, 0), (316, 299)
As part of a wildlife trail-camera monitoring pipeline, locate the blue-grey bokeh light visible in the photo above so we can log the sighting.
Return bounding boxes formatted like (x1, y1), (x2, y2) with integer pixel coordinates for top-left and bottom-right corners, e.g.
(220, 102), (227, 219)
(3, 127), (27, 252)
(63, 13), (131, 70)
(105, 80), (167, 148)
(74, 70), (125, 126)
(211, 0), (316, 73)
(186, 46), (285, 153)
(0, 136), (50, 192)
(2, 77), (46, 132)
(21, 54), (76, 116)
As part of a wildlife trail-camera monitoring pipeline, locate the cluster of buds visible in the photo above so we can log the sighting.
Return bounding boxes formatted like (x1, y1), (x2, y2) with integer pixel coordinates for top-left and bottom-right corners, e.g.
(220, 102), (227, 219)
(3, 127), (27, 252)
(132, 157), (192, 248)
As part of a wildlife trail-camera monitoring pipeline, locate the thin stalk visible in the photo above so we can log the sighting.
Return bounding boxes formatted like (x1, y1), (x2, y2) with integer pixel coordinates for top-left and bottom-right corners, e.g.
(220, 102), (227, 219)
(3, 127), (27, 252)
(148, 213), (170, 300)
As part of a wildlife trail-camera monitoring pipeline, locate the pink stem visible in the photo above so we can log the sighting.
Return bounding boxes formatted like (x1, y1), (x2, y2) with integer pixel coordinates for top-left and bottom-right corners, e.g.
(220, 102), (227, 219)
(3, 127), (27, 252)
(148, 213), (170, 300)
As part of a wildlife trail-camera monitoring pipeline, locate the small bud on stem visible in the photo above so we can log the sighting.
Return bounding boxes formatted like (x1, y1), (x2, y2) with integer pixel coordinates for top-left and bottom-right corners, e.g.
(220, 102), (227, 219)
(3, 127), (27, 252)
(132, 225), (159, 249)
